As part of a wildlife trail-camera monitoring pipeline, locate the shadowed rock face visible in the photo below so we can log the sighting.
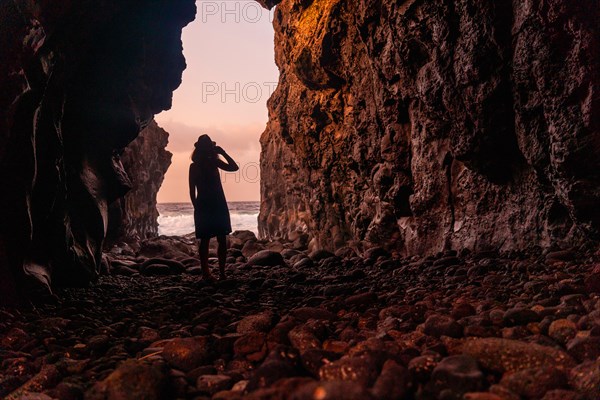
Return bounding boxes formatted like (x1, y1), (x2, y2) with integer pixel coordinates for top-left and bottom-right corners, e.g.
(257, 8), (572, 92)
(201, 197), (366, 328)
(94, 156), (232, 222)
(106, 120), (172, 246)
(0, 0), (195, 302)
(258, 0), (599, 255)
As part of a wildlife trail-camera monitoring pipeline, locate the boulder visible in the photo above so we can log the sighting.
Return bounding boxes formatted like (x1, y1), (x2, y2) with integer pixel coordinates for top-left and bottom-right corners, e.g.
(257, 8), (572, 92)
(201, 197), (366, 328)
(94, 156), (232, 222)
(247, 250), (285, 267)
(162, 337), (211, 372)
(85, 360), (167, 400)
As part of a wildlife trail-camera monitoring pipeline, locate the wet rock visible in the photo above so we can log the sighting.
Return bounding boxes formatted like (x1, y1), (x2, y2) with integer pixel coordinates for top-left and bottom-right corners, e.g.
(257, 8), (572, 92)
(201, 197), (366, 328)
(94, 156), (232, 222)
(247, 250), (286, 267)
(113, 265), (138, 276)
(540, 389), (584, 400)
(1, 328), (29, 351)
(364, 247), (390, 260)
(584, 271), (600, 294)
(5, 364), (61, 399)
(48, 381), (85, 400)
(137, 238), (194, 260)
(288, 326), (322, 353)
(138, 327), (160, 345)
(196, 375), (233, 395)
(291, 307), (336, 322)
(546, 250), (575, 262)
(425, 355), (485, 399)
(451, 303), (477, 319)
(500, 367), (567, 399)
(141, 258), (185, 274)
(319, 353), (380, 387)
(247, 359), (299, 391)
(88, 334), (111, 354)
(309, 250), (336, 262)
(85, 360), (167, 400)
(568, 359), (600, 399)
(548, 319), (578, 344)
(231, 230), (258, 244)
(290, 380), (376, 400)
(345, 292), (378, 308)
(424, 315), (463, 338)
(14, 393), (54, 400)
(161, 337), (211, 372)
(408, 353), (441, 382)
(141, 263), (172, 276)
(237, 311), (276, 334)
(566, 336), (600, 362)
(463, 393), (505, 400)
(300, 349), (341, 377)
(371, 360), (408, 400)
(242, 241), (266, 258)
(293, 258), (314, 269)
(453, 338), (576, 373)
(503, 308), (541, 327)
(233, 332), (268, 362)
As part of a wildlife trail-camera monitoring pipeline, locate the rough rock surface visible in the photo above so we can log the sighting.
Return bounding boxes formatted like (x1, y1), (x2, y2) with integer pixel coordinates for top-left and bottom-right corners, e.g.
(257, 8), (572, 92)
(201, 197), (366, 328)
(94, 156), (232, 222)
(106, 120), (172, 245)
(0, 1), (195, 303)
(258, 0), (599, 255)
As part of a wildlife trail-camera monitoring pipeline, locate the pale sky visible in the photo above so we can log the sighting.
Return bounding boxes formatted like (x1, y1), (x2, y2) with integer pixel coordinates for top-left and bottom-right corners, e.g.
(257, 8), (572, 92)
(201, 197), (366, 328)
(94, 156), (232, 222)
(156, 1), (279, 203)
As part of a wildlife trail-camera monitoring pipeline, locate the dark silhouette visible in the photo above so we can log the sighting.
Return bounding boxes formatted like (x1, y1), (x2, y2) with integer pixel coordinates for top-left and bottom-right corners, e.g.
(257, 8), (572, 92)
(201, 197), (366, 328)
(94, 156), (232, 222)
(189, 135), (239, 280)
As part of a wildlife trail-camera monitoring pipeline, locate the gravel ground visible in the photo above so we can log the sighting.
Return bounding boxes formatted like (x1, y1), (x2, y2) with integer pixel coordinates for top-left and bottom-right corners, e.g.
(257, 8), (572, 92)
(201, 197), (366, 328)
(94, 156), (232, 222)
(1, 233), (599, 400)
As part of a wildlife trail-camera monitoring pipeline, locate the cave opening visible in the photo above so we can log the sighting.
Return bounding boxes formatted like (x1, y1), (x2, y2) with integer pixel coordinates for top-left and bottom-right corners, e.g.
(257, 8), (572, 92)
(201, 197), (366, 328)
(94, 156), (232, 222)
(153, 1), (279, 238)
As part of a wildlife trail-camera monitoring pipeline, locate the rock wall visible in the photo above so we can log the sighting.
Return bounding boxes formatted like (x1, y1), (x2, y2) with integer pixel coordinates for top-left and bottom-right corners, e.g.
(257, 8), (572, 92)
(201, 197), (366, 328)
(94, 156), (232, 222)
(106, 120), (172, 245)
(0, 0), (195, 302)
(258, 0), (599, 256)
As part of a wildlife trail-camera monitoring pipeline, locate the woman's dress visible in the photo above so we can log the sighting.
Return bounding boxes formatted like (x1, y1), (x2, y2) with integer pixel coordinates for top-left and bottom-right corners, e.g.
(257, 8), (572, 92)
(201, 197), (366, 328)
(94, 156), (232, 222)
(191, 160), (232, 239)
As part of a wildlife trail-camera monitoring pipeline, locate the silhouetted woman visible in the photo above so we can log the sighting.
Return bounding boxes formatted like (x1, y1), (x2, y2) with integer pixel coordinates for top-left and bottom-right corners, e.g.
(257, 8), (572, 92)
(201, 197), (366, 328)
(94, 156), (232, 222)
(189, 135), (239, 280)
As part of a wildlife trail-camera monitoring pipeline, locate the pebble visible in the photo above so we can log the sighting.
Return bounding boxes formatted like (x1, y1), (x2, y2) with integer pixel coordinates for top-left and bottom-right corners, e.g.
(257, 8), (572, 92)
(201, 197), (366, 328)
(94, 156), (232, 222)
(196, 374), (233, 395)
(236, 311), (275, 334)
(1, 238), (598, 400)
(162, 337), (211, 372)
(500, 367), (567, 399)
(319, 354), (380, 387)
(568, 359), (600, 399)
(85, 360), (166, 400)
(548, 319), (578, 344)
(566, 336), (600, 362)
(371, 360), (408, 400)
(453, 338), (576, 373)
(424, 314), (463, 338)
(425, 355), (485, 399)
(246, 250), (286, 267)
(290, 380), (375, 400)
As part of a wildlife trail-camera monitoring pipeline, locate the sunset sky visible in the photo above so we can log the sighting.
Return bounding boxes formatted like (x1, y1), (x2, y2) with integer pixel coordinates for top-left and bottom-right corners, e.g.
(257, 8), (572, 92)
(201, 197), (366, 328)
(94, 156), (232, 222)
(156, 1), (278, 203)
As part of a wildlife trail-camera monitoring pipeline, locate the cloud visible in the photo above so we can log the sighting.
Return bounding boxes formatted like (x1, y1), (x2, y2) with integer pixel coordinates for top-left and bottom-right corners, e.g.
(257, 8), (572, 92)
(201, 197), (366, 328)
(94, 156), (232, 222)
(155, 119), (264, 156)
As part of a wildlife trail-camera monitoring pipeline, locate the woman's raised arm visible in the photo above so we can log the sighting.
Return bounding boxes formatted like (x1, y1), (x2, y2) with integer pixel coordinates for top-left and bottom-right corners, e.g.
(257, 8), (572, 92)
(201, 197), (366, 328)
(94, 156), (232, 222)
(215, 146), (239, 172)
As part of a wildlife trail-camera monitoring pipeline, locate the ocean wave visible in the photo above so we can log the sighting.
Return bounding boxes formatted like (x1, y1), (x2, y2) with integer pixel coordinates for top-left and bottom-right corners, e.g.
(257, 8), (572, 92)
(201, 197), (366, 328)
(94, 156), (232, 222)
(157, 212), (259, 236)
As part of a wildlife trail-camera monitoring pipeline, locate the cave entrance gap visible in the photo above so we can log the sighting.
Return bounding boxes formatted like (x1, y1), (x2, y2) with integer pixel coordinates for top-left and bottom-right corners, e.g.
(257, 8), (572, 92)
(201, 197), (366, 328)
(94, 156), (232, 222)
(154, 1), (279, 237)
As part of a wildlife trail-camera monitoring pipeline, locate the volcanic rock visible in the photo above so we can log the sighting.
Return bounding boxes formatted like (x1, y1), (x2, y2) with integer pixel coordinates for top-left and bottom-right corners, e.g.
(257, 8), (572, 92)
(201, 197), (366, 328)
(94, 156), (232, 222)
(247, 250), (286, 267)
(162, 337), (211, 372)
(85, 360), (167, 400)
(257, 0), (599, 258)
(453, 338), (576, 373)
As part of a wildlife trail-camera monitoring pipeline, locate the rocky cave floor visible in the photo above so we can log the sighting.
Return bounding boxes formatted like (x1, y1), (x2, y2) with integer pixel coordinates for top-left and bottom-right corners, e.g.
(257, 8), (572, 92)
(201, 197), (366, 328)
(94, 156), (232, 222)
(1, 231), (600, 400)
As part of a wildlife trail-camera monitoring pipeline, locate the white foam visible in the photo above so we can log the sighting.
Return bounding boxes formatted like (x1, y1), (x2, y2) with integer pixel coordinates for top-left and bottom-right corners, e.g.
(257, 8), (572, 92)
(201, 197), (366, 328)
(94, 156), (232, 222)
(157, 212), (259, 236)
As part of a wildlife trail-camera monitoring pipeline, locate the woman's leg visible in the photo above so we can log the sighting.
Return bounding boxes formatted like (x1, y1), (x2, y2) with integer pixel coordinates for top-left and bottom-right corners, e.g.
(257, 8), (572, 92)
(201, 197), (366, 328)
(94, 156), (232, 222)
(217, 235), (227, 279)
(199, 237), (213, 279)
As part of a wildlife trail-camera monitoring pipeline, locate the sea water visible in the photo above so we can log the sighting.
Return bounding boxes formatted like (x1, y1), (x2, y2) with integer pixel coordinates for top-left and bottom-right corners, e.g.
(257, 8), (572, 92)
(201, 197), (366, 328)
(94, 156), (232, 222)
(157, 202), (260, 236)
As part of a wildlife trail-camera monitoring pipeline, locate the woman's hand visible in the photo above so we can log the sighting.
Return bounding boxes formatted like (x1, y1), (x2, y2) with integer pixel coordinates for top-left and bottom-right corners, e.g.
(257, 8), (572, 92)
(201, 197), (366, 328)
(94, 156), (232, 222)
(215, 146), (225, 155)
